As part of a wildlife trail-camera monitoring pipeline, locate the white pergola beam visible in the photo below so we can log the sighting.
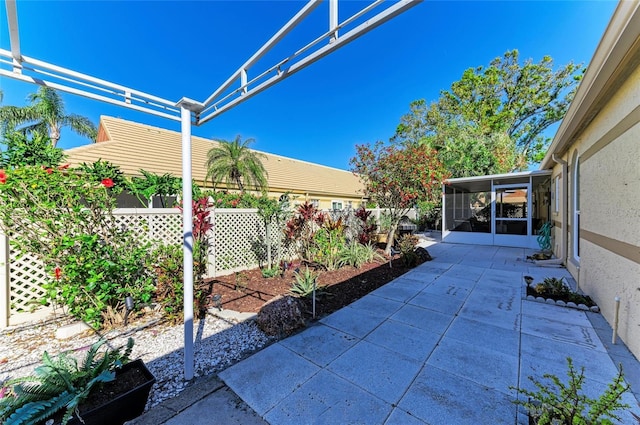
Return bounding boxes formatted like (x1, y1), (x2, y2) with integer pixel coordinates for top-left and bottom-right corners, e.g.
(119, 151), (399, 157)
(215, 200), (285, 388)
(0, 49), (180, 120)
(0, 69), (181, 122)
(199, 0), (421, 124)
(202, 0), (321, 107)
(5, 0), (21, 70)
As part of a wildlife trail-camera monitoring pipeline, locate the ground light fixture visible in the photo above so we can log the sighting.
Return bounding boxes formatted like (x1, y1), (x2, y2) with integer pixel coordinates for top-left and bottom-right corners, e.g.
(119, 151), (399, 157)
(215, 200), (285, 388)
(123, 296), (135, 326)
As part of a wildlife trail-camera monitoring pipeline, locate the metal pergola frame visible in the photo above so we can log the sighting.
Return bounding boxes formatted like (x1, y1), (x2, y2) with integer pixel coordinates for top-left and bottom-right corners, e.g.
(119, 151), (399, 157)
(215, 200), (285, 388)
(1, 0), (422, 380)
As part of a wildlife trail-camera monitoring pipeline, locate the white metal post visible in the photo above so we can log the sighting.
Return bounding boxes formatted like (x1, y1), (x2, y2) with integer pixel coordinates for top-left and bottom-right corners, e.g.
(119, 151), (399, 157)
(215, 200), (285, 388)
(179, 104), (195, 380)
(177, 98), (203, 380)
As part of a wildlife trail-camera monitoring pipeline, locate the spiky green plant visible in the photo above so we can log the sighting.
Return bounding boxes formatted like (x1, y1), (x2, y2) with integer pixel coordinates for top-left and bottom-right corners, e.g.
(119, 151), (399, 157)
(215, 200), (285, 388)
(338, 243), (384, 268)
(290, 267), (325, 298)
(0, 338), (134, 425)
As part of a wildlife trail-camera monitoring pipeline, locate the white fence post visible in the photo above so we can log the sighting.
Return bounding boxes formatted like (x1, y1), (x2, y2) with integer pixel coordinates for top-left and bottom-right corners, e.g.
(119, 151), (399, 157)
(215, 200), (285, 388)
(207, 208), (216, 279)
(0, 232), (10, 328)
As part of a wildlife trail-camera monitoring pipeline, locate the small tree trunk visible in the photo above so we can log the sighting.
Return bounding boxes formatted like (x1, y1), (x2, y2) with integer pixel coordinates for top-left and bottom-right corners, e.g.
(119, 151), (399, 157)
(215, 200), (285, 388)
(384, 224), (399, 255)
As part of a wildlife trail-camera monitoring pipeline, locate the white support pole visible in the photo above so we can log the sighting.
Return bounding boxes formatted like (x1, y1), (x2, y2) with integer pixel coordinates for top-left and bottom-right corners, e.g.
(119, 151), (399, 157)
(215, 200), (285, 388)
(180, 105), (195, 381)
(177, 97), (203, 380)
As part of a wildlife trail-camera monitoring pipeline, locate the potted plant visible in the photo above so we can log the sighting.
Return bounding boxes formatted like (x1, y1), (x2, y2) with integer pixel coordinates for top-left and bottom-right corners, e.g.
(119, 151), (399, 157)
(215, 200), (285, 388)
(376, 211), (393, 244)
(0, 338), (155, 425)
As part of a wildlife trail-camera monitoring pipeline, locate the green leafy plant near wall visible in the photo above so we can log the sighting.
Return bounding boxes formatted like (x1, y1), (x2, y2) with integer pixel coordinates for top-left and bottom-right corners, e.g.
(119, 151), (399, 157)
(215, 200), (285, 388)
(513, 357), (631, 425)
(530, 277), (596, 307)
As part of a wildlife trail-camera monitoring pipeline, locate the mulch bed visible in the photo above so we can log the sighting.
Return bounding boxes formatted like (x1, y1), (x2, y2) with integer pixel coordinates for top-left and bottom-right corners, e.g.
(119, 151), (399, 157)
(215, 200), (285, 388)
(201, 254), (424, 320)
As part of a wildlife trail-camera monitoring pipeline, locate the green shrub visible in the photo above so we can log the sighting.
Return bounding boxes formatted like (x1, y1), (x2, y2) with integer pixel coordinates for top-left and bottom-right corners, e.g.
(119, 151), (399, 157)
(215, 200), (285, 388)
(0, 164), (156, 328)
(261, 266), (281, 279)
(512, 357), (630, 424)
(398, 234), (419, 266)
(46, 233), (155, 328)
(532, 277), (595, 306)
(0, 338), (134, 425)
(339, 243), (383, 268)
(150, 244), (184, 322)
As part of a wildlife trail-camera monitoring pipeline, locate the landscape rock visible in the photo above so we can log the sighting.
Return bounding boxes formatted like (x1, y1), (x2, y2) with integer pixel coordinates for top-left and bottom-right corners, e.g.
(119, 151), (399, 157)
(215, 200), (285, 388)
(256, 295), (306, 337)
(55, 321), (92, 339)
(414, 247), (433, 262)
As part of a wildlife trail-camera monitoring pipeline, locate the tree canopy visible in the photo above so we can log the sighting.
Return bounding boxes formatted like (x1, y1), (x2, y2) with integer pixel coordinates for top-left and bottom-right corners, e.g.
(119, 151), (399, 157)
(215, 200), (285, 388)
(205, 135), (268, 194)
(0, 86), (97, 147)
(0, 131), (65, 169)
(393, 50), (583, 176)
(350, 141), (449, 253)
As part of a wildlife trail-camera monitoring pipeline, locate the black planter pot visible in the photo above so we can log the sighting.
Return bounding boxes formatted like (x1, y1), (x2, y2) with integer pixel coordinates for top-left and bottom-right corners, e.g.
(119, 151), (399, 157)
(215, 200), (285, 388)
(66, 359), (156, 425)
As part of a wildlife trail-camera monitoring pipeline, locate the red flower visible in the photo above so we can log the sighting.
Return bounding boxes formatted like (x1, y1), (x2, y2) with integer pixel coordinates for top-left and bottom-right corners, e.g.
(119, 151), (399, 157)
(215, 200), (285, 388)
(45, 168), (53, 174)
(0, 170), (6, 184)
(54, 266), (62, 280)
(58, 163), (70, 170)
(101, 178), (114, 188)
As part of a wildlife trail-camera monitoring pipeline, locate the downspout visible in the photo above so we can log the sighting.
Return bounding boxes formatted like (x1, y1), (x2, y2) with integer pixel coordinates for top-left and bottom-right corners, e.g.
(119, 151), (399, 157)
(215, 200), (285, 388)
(535, 153), (569, 266)
(552, 154), (568, 264)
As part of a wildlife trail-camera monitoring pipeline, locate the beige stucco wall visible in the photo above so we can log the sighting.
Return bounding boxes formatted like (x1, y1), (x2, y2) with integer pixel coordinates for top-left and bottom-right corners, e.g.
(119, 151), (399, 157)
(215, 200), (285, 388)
(551, 63), (640, 358)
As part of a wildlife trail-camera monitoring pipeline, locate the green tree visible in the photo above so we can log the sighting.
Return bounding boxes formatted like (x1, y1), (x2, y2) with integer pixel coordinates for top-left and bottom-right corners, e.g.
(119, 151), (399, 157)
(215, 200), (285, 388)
(205, 135), (268, 194)
(129, 169), (183, 207)
(0, 86), (97, 147)
(393, 50), (583, 174)
(0, 131), (65, 168)
(350, 141), (449, 254)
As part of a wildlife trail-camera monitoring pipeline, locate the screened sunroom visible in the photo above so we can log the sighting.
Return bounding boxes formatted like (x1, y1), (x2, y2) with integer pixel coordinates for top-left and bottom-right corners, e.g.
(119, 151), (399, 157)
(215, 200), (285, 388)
(442, 170), (552, 248)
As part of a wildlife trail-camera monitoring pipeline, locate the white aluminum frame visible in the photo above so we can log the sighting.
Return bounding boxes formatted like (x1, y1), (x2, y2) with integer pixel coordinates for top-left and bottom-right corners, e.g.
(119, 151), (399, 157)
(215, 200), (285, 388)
(2, 0), (422, 380)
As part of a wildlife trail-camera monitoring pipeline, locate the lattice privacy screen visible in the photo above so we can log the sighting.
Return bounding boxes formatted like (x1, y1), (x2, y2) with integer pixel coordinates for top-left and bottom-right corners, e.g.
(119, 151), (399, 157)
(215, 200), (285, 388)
(4, 207), (397, 316)
(8, 252), (48, 313)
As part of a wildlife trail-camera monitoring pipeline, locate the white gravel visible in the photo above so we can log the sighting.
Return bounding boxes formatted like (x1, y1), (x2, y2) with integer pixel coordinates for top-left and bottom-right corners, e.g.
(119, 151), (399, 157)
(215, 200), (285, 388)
(0, 311), (273, 410)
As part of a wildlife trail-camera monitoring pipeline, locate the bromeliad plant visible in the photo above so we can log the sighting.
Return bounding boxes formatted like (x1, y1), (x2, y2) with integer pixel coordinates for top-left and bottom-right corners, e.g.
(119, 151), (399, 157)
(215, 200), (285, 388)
(0, 338), (134, 425)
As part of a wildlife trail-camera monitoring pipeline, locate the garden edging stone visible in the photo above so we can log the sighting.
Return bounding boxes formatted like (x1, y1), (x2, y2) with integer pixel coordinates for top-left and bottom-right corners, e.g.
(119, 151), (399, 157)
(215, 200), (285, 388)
(525, 294), (600, 312)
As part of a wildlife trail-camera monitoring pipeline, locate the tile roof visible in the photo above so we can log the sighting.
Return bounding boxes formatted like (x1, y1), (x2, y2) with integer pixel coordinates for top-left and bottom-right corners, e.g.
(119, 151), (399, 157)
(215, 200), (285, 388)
(65, 116), (365, 198)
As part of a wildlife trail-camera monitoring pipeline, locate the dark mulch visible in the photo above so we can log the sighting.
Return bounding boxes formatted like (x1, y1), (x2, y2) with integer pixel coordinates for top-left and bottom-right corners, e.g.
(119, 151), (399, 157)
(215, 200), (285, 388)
(201, 253), (424, 320)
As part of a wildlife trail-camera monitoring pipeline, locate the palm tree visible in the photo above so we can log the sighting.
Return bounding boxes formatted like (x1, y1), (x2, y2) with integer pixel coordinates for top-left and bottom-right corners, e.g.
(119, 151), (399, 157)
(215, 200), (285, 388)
(205, 135), (268, 193)
(0, 86), (97, 147)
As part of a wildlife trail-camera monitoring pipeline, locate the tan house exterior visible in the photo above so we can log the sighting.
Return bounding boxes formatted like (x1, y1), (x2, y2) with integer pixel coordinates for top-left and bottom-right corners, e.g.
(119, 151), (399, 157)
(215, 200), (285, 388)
(65, 116), (366, 210)
(541, 1), (640, 359)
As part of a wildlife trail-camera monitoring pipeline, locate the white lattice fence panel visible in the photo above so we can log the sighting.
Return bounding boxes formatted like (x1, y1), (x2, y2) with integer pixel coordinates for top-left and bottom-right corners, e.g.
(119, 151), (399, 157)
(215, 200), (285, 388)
(210, 209), (296, 274)
(212, 210), (265, 272)
(113, 209), (182, 246)
(9, 251), (48, 313)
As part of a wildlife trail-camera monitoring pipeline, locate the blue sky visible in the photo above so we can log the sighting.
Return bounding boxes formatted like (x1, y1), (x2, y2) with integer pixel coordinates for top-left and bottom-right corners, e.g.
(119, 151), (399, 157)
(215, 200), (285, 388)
(0, 1), (618, 171)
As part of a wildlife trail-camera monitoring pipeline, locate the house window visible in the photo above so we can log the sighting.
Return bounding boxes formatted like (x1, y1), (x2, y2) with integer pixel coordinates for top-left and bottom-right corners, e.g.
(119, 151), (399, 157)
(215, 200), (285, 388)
(331, 200), (343, 211)
(572, 151), (580, 262)
(554, 176), (560, 214)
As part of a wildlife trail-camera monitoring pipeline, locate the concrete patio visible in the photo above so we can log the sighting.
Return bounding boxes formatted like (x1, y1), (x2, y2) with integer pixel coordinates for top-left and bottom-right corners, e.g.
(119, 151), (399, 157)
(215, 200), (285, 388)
(218, 243), (640, 424)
